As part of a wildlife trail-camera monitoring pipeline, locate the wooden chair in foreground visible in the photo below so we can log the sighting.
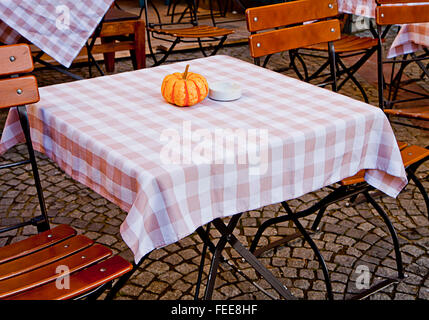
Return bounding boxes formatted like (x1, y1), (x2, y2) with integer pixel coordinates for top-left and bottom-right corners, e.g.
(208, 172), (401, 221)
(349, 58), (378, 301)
(0, 44), (133, 300)
(245, 0), (429, 300)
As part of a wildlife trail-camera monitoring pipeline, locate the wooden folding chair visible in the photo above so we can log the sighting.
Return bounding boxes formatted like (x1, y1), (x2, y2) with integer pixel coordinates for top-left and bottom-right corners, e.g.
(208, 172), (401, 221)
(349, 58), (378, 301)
(375, 0), (429, 129)
(246, 0), (429, 300)
(143, 0), (234, 66)
(286, 2), (379, 103)
(96, 4), (146, 73)
(246, 0), (340, 91)
(0, 44), (133, 300)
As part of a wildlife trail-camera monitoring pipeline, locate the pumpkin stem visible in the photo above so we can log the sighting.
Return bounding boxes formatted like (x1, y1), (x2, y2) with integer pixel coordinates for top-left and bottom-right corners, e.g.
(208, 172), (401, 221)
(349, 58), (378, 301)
(183, 64), (190, 80)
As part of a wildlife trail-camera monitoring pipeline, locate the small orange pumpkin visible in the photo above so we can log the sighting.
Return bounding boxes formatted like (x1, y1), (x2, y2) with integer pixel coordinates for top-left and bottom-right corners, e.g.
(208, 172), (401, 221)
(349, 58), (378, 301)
(161, 65), (208, 107)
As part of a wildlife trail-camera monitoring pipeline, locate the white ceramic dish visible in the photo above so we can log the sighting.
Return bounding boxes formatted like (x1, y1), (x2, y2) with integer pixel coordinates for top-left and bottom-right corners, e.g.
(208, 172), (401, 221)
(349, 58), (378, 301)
(208, 81), (242, 101)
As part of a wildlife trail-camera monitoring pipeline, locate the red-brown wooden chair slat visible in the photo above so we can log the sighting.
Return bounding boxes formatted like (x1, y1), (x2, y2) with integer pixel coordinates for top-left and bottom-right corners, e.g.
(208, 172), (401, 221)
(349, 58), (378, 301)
(156, 26), (234, 38)
(6, 255), (133, 300)
(306, 36), (379, 53)
(0, 76), (40, 109)
(0, 244), (112, 299)
(246, 0), (338, 32)
(376, 3), (429, 25)
(335, 38), (379, 53)
(376, 0), (429, 3)
(165, 26), (233, 34)
(153, 25), (213, 32)
(0, 235), (93, 281)
(340, 169), (366, 186)
(152, 26), (233, 37)
(397, 141), (408, 150)
(0, 44), (34, 76)
(249, 20), (341, 58)
(0, 225), (76, 264)
(401, 145), (429, 168)
(306, 35), (361, 49)
(384, 107), (429, 121)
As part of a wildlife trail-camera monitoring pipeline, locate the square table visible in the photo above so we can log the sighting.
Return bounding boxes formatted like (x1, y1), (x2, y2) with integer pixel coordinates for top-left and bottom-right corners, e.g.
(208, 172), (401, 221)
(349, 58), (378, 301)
(0, 55), (408, 298)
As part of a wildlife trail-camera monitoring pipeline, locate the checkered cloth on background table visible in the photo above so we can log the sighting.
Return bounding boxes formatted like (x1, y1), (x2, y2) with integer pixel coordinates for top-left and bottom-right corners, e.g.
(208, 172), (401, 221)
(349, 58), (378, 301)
(0, 0), (114, 67)
(338, 0), (429, 58)
(0, 55), (408, 263)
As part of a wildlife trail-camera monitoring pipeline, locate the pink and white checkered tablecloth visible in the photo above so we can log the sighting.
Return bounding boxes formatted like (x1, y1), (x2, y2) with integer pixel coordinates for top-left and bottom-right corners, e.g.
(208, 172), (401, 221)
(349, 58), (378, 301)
(338, 0), (429, 58)
(0, 0), (114, 67)
(0, 56), (407, 263)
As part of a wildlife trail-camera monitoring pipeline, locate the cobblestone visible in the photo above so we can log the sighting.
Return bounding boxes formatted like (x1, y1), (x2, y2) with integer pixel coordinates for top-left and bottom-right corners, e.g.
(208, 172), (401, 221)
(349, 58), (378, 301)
(0, 15), (428, 301)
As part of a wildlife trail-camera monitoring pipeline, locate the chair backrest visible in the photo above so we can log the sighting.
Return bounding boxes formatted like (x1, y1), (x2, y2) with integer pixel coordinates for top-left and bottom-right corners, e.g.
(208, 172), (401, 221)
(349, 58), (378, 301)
(376, 0), (429, 25)
(0, 44), (39, 109)
(246, 0), (341, 58)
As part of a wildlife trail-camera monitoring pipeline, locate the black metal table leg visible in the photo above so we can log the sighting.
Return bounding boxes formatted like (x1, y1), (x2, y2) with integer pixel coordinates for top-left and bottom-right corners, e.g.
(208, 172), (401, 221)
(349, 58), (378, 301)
(203, 214), (242, 300)
(203, 214), (296, 300)
(195, 223), (211, 300)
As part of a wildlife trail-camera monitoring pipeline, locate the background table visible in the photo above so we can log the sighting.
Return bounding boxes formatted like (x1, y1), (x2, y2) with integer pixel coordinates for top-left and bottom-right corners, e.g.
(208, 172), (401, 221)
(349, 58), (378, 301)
(0, 0), (114, 67)
(338, 0), (429, 58)
(0, 55), (407, 264)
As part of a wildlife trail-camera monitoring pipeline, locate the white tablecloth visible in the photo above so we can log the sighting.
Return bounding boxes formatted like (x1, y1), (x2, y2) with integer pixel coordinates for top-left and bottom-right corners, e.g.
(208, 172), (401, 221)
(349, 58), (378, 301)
(0, 55), (408, 263)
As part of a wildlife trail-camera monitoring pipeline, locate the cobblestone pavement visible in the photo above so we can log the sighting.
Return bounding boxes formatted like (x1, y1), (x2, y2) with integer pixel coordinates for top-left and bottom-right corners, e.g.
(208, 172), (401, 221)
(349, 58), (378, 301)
(1, 37), (429, 300)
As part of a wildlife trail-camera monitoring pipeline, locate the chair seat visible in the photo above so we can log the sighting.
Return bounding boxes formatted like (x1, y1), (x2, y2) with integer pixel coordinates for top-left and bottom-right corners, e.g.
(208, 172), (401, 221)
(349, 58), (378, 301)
(305, 35), (378, 53)
(149, 25), (234, 38)
(0, 225), (132, 300)
(384, 106), (429, 121)
(340, 144), (428, 186)
(104, 7), (140, 22)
